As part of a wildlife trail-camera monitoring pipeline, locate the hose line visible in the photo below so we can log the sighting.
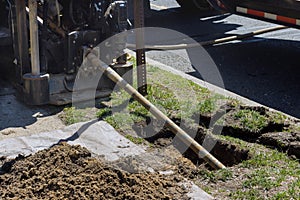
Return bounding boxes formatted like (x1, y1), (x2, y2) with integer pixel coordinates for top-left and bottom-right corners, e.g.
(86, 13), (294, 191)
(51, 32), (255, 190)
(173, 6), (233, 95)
(126, 25), (287, 50)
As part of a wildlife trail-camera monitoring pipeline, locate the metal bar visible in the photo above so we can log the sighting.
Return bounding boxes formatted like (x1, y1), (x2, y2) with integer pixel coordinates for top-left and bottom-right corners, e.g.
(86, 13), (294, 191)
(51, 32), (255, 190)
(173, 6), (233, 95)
(28, 0), (40, 76)
(87, 52), (226, 170)
(133, 0), (147, 95)
(15, 0), (30, 77)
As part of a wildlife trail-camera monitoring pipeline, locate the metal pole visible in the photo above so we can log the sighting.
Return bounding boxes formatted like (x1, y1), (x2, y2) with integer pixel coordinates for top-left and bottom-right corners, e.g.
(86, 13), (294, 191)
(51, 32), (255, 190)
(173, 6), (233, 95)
(28, 0), (40, 76)
(133, 0), (147, 95)
(87, 52), (226, 170)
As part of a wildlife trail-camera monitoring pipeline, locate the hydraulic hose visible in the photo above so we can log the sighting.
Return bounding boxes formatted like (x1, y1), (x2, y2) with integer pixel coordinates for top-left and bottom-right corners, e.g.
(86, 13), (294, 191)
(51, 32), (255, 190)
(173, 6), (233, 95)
(126, 25), (287, 50)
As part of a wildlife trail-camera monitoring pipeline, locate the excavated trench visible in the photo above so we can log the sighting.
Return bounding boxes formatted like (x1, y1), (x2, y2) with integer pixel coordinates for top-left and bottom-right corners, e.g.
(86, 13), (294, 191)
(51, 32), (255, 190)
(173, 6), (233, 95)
(132, 104), (300, 166)
(133, 118), (251, 168)
(193, 104), (300, 160)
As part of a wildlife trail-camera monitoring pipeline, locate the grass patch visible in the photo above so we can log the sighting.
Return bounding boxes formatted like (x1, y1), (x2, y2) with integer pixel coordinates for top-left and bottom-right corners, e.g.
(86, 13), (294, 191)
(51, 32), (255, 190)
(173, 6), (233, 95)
(104, 113), (133, 130)
(234, 109), (268, 132)
(194, 134), (300, 199)
(231, 143), (300, 199)
(59, 107), (85, 125)
(199, 168), (233, 183)
(125, 135), (145, 145)
(97, 81), (193, 131)
(196, 94), (225, 114)
(268, 112), (287, 124)
(59, 106), (99, 125)
(96, 107), (111, 119)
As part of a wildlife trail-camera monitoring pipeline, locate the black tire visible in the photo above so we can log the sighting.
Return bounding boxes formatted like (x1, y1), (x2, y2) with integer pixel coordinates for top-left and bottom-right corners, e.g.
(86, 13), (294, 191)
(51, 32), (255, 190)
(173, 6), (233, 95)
(176, 0), (211, 10)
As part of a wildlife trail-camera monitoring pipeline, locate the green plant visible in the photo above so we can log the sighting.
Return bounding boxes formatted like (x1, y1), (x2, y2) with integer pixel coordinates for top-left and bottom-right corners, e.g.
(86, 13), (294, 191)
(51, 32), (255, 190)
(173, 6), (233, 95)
(197, 98), (217, 114)
(199, 168), (233, 183)
(234, 109), (268, 132)
(125, 135), (145, 145)
(104, 113), (133, 130)
(268, 112), (287, 124)
(60, 107), (84, 125)
(243, 169), (278, 190)
(96, 107), (111, 118)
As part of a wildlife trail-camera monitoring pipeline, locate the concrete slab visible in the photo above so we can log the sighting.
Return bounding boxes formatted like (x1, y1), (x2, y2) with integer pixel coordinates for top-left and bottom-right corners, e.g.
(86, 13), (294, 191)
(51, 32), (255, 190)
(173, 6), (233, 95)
(0, 94), (65, 138)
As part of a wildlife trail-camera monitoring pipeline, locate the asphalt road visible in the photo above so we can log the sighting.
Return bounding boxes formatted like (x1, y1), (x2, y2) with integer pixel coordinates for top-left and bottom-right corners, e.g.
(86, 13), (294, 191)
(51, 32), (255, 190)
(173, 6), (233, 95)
(144, 0), (300, 118)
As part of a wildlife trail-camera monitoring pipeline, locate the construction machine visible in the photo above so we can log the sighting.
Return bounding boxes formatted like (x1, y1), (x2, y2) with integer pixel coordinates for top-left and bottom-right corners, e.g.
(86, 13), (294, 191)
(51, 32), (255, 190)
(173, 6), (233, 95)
(0, 0), (133, 105)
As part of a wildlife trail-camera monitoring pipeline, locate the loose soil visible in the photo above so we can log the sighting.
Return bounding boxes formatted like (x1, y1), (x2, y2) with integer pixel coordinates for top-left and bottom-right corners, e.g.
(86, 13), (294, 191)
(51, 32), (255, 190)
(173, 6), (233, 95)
(0, 143), (189, 200)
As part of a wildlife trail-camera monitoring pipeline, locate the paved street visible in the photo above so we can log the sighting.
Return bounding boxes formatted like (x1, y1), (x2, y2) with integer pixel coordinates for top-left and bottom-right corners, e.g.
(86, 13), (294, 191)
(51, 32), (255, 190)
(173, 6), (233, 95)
(145, 0), (300, 118)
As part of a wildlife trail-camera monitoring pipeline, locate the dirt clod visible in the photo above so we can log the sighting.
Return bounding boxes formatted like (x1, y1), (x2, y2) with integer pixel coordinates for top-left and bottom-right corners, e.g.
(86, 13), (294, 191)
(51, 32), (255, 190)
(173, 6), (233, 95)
(0, 143), (189, 199)
(288, 141), (300, 158)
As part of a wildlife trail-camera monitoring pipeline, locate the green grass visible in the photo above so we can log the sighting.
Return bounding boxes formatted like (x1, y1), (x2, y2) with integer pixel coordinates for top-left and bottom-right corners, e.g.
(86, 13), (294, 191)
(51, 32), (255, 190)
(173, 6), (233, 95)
(96, 73), (207, 130)
(242, 169), (280, 190)
(232, 144), (300, 199)
(95, 83), (183, 131)
(104, 113), (134, 130)
(196, 96), (224, 114)
(268, 112), (287, 124)
(125, 134), (145, 145)
(234, 109), (269, 132)
(96, 107), (111, 118)
(60, 107), (85, 125)
(199, 168), (233, 183)
(194, 134), (300, 199)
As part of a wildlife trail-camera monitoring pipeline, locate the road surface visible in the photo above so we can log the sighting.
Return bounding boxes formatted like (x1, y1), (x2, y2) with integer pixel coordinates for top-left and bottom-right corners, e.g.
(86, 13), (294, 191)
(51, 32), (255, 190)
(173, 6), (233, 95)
(144, 0), (300, 118)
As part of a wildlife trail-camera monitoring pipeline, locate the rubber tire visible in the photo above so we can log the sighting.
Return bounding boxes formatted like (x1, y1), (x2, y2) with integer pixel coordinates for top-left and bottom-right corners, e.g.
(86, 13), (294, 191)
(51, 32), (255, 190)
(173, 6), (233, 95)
(176, 0), (211, 10)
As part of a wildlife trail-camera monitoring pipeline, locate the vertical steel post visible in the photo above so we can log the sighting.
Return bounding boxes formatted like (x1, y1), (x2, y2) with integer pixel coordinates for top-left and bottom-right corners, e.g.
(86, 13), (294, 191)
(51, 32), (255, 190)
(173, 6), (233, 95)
(133, 0), (147, 95)
(28, 0), (40, 76)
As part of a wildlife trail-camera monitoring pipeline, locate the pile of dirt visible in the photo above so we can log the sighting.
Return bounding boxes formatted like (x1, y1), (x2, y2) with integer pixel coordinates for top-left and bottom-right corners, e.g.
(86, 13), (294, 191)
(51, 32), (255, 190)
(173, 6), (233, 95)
(0, 143), (189, 199)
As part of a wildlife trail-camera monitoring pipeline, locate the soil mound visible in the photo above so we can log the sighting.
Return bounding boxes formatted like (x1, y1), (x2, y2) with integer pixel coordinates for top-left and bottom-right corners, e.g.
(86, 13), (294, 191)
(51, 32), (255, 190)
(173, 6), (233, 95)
(0, 143), (188, 199)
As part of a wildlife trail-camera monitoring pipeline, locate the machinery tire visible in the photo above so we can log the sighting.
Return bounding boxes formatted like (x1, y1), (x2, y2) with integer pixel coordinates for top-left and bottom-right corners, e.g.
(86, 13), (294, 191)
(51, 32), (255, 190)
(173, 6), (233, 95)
(176, 0), (211, 10)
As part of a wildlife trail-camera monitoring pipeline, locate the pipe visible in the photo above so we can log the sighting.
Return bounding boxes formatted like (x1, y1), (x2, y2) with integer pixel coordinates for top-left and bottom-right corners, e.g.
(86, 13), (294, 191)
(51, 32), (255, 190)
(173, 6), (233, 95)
(86, 52), (226, 170)
(126, 25), (287, 50)
(28, 0), (40, 76)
